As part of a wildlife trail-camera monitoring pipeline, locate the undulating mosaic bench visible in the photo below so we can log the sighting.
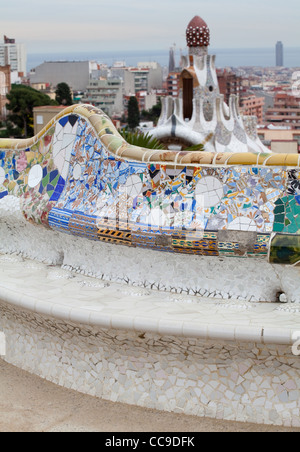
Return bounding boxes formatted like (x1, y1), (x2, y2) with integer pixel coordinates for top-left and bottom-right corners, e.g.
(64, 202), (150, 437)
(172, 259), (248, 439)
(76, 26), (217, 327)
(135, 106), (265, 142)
(1, 105), (300, 428)
(0, 104), (300, 302)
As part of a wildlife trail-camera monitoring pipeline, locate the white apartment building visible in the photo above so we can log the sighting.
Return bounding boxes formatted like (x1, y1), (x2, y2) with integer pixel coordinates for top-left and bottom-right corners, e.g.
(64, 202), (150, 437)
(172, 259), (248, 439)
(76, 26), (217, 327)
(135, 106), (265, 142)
(82, 78), (124, 117)
(0, 65), (11, 119)
(129, 62), (163, 93)
(0, 39), (26, 75)
(109, 68), (135, 96)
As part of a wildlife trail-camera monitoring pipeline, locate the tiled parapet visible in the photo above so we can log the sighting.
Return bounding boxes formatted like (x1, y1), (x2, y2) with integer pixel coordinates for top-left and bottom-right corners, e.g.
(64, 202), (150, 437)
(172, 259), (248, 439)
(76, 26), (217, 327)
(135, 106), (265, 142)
(1, 104), (300, 265)
(1, 255), (300, 427)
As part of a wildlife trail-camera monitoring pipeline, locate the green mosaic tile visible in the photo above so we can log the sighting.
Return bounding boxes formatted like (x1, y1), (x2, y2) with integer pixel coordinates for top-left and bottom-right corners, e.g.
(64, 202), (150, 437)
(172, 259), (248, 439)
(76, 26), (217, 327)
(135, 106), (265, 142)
(273, 222), (285, 232)
(275, 214), (285, 223)
(42, 173), (50, 188)
(286, 211), (295, 222)
(274, 204), (285, 215)
(287, 223), (299, 234)
(270, 234), (300, 265)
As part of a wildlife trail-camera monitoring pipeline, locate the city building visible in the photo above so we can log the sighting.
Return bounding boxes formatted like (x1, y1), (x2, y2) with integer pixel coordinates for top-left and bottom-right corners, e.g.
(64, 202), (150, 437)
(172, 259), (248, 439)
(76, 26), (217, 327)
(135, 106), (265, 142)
(265, 92), (300, 129)
(136, 91), (157, 112)
(258, 126), (300, 154)
(129, 63), (163, 93)
(82, 78), (124, 117)
(0, 36), (26, 76)
(276, 41), (284, 67)
(241, 95), (265, 124)
(30, 82), (56, 101)
(33, 105), (67, 135)
(0, 65), (11, 120)
(29, 61), (92, 92)
(109, 67), (135, 96)
(124, 91), (158, 118)
(217, 69), (243, 106)
(166, 72), (181, 97)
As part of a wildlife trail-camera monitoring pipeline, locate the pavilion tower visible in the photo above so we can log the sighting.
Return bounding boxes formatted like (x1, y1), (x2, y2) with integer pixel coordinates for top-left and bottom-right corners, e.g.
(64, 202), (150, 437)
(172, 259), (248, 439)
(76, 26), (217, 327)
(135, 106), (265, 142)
(150, 16), (270, 154)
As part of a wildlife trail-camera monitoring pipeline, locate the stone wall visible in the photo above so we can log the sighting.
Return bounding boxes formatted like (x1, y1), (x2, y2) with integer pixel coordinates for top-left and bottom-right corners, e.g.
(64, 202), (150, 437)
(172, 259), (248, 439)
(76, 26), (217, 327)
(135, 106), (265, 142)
(1, 299), (300, 427)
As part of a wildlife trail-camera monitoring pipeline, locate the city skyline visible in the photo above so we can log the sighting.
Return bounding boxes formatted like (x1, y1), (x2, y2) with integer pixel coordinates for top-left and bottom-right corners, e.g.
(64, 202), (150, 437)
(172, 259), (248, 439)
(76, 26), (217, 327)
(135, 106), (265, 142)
(0, 0), (299, 54)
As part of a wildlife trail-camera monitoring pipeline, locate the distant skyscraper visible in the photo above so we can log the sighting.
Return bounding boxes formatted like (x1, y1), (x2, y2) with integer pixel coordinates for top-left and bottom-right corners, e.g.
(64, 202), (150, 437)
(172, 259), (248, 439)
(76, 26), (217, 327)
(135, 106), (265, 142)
(169, 46), (176, 73)
(276, 41), (284, 67)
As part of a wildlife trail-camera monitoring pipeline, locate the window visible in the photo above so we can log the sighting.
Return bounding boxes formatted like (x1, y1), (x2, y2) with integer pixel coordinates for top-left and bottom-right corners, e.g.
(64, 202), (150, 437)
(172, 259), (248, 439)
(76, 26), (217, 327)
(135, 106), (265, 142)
(37, 115), (44, 125)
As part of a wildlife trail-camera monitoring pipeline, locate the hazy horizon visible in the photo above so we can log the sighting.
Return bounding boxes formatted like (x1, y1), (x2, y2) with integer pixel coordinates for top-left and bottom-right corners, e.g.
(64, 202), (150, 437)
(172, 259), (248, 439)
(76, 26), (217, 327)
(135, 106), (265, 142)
(27, 46), (300, 71)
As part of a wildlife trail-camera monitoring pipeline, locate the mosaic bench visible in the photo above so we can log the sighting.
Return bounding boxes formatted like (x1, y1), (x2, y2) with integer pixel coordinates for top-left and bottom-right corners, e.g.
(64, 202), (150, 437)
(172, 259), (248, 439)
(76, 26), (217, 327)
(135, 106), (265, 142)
(1, 253), (300, 427)
(1, 105), (300, 427)
(0, 104), (300, 302)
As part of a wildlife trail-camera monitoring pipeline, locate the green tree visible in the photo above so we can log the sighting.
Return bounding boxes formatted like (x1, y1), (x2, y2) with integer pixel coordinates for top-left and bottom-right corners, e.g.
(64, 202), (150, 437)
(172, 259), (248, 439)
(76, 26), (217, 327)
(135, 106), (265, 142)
(55, 82), (73, 106)
(127, 96), (140, 130)
(0, 120), (22, 139)
(6, 84), (58, 138)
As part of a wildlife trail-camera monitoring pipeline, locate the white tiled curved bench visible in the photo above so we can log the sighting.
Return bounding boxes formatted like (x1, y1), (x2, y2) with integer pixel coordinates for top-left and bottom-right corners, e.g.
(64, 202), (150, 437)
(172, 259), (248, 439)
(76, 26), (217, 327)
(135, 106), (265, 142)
(1, 254), (300, 427)
(1, 105), (300, 303)
(1, 105), (300, 426)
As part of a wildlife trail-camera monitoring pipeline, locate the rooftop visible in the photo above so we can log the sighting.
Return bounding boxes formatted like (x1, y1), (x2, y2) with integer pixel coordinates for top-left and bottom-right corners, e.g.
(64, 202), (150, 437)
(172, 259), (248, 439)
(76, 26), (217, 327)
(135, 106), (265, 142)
(186, 16), (210, 48)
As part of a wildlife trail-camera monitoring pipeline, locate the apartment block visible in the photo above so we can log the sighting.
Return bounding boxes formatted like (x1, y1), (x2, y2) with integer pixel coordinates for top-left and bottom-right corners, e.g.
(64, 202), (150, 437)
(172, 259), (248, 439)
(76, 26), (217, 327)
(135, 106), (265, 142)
(0, 65), (11, 120)
(136, 91), (155, 112)
(166, 72), (181, 97)
(82, 78), (124, 116)
(217, 69), (243, 106)
(129, 62), (163, 93)
(241, 95), (265, 124)
(109, 67), (135, 96)
(0, 36), (26, 75)
(265, 92), (300, 129)
(258, 127), (300, 154)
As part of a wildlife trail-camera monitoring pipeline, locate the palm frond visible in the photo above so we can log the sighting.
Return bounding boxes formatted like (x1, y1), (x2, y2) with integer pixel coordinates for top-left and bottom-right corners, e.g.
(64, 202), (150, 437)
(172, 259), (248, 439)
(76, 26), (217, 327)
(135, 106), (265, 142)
(119, 129), (165, 150)
(183, 143), (205, 152)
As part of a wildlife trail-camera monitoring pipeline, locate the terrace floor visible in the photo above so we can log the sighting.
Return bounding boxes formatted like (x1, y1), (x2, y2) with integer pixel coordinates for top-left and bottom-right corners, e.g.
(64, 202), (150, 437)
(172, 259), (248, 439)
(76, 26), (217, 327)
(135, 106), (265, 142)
(0, 358), (298, 432)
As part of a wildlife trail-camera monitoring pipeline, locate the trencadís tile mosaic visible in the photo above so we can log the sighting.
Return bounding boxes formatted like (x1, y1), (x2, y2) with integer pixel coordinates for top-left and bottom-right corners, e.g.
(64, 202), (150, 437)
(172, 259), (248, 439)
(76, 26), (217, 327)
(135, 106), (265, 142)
(1, 107), (300, 264)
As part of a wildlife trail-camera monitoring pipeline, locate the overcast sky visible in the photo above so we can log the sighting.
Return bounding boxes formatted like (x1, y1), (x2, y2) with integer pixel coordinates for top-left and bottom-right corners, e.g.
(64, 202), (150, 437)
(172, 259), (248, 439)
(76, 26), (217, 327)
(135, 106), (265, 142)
(1, 0), (300, 53)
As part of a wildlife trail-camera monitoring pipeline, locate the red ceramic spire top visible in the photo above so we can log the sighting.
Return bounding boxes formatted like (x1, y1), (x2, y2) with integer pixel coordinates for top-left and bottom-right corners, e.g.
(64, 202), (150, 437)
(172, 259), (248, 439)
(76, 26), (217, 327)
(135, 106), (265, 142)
(186, 16), (210, 48)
